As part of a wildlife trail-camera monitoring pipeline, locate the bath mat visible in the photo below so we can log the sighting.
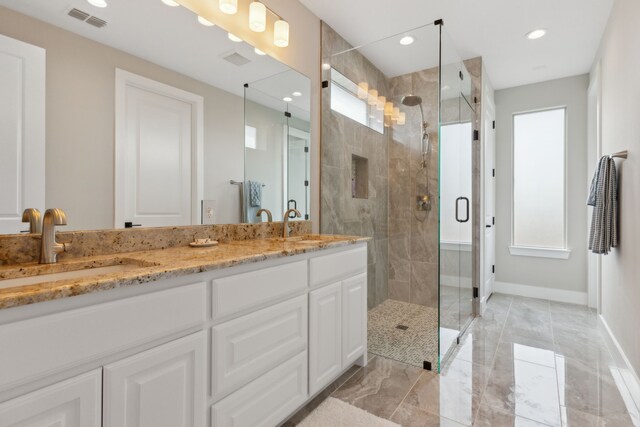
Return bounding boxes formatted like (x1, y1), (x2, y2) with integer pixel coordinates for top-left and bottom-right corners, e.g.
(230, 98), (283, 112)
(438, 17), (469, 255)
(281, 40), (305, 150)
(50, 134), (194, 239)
(297, 397), (400, 427)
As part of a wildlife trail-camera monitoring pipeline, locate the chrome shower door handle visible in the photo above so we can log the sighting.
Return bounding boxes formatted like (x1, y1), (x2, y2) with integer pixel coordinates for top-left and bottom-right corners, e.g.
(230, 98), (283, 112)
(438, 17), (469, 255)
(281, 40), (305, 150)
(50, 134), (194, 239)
(455, 197), (470, 223)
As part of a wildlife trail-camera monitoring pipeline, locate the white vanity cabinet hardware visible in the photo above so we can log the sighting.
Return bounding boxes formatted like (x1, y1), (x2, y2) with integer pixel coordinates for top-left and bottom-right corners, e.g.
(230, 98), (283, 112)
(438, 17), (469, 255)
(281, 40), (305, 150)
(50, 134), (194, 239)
(0, 369), (101, 427)
(0, 282), (206, 392)
(103, 331), (206, 427)
(308, 282), (342, 395)
(211, 351), (308, 427)
(211, 260), (307, 322)
(342, 273), (367, 366)
(309, 246), (367, 288)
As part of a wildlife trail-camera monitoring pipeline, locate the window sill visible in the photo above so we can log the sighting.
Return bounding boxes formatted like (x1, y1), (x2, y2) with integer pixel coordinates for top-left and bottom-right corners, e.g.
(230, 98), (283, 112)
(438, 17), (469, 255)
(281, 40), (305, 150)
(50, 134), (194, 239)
(508, 246), (571, 259)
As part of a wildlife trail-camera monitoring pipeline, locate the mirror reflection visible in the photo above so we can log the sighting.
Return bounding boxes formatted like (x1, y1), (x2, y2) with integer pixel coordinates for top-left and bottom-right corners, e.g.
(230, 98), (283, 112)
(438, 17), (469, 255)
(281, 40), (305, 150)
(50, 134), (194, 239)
(0, 0), (310, 234)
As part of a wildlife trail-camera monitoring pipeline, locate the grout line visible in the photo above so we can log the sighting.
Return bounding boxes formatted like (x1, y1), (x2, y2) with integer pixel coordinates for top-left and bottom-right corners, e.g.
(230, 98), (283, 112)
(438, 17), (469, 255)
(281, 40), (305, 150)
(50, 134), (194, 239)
(388, 371), (425, 421)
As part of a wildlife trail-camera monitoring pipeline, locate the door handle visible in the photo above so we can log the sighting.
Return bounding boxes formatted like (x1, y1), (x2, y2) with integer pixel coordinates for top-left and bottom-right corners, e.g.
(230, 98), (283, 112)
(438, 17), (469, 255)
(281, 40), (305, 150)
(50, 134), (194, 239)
(455, 197), (470, 223)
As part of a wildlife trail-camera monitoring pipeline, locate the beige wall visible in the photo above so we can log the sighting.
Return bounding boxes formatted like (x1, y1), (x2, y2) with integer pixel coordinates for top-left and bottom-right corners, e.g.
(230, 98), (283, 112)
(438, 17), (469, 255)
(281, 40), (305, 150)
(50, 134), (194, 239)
(592, 0), (640, 377)
(494, 75), (589, 294)
(0, 6), (247, 230)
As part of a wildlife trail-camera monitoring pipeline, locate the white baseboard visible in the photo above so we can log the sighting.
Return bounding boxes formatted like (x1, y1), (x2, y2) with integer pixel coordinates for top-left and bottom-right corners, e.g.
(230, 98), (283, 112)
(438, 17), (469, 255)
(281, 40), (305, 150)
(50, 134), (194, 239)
(494, 281), (588, 305)
(598, 315), (640, 416)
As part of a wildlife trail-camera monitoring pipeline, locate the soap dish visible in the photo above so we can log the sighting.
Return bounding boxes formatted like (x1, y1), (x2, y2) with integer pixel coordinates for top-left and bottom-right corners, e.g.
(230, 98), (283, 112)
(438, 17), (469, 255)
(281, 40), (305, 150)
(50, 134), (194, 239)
(189, 240), (219, 248)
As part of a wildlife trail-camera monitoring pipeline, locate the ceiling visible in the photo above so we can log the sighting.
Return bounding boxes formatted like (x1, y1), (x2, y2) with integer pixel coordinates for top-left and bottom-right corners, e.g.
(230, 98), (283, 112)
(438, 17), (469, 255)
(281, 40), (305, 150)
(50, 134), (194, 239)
(0, 0), (310, 117)
(301, 0), (614, 89)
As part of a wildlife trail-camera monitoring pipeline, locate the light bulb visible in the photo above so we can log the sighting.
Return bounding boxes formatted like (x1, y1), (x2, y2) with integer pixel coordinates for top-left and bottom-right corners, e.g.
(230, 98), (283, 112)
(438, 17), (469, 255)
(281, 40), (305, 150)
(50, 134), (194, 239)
(368, 89), (378, 106)
(228, 33), (242, 42)
(87, 0), (108, 7)
(384, 102), (393, 116)
(161, 0), (180, 6)
(322, 63), (331, 70)
(292, 91), (302, 97)
(377, 96), (386, 111)
(254, 48), (266, 55)
(283, 97), (293, 102)
(274, 20), (289, 47)
(219, 0), (237, 15)
(249, 2), (266, 32)
(357, 82), (369, 99)
(397, 112), (406, 125)
(197, 16), (214, 26)
(392, 107), (400, 121)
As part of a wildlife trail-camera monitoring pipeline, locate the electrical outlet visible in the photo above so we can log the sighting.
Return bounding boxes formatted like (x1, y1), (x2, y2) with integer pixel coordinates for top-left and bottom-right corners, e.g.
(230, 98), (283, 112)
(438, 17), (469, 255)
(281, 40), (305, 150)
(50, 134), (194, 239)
(201, 200), (216, 224)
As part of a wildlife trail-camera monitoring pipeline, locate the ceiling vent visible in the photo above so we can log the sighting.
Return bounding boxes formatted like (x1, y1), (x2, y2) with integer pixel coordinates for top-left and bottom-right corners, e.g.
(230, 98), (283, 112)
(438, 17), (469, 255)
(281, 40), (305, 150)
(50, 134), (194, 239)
(86, 16), (107, 28)
(68, 8), (90, 21)
(67, 8), (107, 28)
(222, 52), (251, 67)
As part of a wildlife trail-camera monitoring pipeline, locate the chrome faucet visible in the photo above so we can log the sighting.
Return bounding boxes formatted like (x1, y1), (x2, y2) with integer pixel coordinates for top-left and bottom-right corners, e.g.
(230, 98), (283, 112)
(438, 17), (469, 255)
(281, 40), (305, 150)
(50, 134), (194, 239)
(256, 209), (273, 223)
(22, 208), (42, 233)
(40, 208), (68, 264)
(282, 208), (301, 239)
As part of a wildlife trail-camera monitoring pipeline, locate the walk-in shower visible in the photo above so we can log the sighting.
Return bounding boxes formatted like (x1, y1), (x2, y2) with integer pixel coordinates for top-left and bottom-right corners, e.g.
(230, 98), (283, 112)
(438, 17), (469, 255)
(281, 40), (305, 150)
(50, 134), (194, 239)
(320, 20), (477, 372)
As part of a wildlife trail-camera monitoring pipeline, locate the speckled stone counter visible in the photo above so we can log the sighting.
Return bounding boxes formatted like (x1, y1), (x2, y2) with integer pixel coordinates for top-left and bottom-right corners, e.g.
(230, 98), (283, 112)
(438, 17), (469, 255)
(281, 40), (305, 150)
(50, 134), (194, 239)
(0, 234), (368, 310)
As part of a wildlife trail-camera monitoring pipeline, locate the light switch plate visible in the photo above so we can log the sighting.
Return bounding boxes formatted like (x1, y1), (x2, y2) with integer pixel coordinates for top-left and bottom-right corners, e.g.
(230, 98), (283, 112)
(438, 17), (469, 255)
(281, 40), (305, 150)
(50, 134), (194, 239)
(201, 200), (216, 224)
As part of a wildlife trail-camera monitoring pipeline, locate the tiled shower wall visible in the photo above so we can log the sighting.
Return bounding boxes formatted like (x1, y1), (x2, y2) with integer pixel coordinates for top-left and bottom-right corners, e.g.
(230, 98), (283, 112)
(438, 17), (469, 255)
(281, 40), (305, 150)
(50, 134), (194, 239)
(320, 23), (390, 309)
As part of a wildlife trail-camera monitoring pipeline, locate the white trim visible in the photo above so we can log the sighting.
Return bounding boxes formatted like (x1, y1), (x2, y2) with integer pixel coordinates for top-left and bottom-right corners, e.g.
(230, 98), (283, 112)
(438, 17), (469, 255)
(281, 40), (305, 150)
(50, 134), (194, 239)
(114, 69), (204, 228)
(440, 241), (472, 252)
(508, 245), (571, 259)
(599, 315), (640, 416)
(494, 281), (587, 305)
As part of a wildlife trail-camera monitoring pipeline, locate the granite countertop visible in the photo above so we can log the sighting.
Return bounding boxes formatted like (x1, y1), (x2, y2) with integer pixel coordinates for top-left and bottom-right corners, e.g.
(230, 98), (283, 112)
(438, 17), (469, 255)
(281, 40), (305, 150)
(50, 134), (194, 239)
(0, 235), (368, 310)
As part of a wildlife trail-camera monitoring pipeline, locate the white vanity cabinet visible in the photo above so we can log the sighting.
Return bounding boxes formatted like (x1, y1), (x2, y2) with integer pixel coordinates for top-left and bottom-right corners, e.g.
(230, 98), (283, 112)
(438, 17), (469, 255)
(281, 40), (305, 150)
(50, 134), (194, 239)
(0, 242), (367, 427)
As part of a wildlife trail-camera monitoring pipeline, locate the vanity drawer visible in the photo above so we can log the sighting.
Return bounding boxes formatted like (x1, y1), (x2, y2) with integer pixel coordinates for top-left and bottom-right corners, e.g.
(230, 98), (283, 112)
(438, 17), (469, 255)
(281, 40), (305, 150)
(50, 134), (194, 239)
(212, 295), (307, 400)
(211, 260), (307, 321)
(0, 282), (206, 391)
(211, 351), (308, 427)
(309, 246), (367, 288)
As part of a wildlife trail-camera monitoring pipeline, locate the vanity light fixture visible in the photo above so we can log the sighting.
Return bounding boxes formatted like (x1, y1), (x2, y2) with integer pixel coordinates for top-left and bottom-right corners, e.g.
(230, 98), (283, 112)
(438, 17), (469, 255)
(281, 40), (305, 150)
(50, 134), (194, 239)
(161, 0), (180, 6)
(197, 16), (214, 26)
(526, 29), (546, 40)
(357, 82), (369, 99)
(384, 101), (394, 116)
(228, 32), (242, 42)
(397, 112), (406, 125)
(249, 1), (267, 32)
(322, 63), (331, 70)
(254, 47), (266, 55)
(377, 96), (386, 111)
(274, 19), (289, 47)
(219, 0), (238, 15)
(399, 35), (415, 46)
(392, 107), (400, 121)
(283, 96), (293, 102)
(292, 91), (302, 97)
(87, 0), (108, 8)
(367, 89), (378, 106)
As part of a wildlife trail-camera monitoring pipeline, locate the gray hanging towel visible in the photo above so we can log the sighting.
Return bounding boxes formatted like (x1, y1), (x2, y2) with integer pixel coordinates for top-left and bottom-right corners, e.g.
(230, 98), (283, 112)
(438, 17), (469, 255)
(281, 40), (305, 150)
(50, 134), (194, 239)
(248, 181), (263, 207)
(587, 157), (605, 206)
(589, 156), (618, 254)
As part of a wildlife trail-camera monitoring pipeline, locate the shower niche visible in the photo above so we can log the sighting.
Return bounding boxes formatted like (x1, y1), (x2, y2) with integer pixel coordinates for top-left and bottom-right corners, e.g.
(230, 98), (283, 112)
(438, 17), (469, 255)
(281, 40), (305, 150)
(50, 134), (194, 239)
(351, 155), (369, 199)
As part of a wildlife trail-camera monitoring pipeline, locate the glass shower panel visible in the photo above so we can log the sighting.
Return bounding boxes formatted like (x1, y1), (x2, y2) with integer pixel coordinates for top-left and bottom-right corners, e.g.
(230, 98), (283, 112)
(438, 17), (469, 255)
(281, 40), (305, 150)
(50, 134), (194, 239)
(438, 27), (475, 366)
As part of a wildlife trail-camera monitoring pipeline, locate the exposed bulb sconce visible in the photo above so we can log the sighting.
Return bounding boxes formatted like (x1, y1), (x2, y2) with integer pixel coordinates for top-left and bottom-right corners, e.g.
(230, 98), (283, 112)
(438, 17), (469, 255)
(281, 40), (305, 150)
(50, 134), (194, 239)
(384, 102), (394, 116)
(249, 2), (267, 32)
(397, 112), (406, 125)
(377, 96), (386, 111)
(274, 19), (289, 47)
(357, 82), (369, 100)
(368, 89), (378, 106)
(392, 107), (400, 121)
(219, 0), (238, 15)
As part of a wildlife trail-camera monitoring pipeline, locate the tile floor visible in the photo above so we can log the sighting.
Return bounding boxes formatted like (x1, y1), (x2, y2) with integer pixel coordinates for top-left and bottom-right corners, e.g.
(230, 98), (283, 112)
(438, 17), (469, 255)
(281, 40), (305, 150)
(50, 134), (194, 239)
(284, 293), (640, 426)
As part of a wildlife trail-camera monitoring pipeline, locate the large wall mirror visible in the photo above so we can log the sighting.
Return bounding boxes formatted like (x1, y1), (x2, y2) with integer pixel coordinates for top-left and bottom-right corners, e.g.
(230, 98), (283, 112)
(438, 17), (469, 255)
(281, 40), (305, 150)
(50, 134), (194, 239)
(0, 0), (311, 234)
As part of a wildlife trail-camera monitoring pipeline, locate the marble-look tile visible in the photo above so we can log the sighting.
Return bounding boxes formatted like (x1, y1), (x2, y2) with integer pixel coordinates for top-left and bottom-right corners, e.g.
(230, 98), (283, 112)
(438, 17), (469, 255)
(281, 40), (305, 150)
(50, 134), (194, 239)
(332, 356), (423, 419)
(398, 357), (489, 426)
(410, 261), (438, 307)
(474, 404), (552, 427)
(389, 280), (410, 303)
(552, 323), (613, 369)
(390, 404), (468, 427)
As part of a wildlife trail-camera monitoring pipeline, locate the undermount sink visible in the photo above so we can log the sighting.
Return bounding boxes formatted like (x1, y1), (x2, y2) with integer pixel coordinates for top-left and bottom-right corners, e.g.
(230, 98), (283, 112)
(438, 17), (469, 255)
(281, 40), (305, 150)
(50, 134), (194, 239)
(0, 260), (150, 290)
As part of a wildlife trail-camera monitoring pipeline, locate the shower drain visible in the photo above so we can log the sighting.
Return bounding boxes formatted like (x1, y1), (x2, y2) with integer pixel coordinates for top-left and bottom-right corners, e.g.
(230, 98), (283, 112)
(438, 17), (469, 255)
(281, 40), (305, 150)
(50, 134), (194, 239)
(396, 324), (409, 330)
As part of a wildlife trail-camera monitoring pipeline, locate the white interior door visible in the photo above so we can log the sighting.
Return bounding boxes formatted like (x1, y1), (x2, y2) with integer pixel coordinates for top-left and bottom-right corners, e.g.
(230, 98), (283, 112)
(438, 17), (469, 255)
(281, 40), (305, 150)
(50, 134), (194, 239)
(0, 34), (45, 234)
(115, 69), (203, 229)
(483, 99), (496, 302)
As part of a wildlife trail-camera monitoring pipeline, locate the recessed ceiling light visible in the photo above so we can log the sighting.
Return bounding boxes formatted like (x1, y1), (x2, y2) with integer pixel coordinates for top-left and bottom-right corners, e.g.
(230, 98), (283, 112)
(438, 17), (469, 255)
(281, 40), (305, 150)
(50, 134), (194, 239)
(254, 48), (266, 55)
(399, 35), (415, 46)
(160, 0), (180, 6)
(87, 0), (107, 7)
(228, 33), (242, 42)
(292, 91), (302, 97)
(526, 29), (546, 40)
(197, 16), (214, 26)
(283, 97), (293, 102)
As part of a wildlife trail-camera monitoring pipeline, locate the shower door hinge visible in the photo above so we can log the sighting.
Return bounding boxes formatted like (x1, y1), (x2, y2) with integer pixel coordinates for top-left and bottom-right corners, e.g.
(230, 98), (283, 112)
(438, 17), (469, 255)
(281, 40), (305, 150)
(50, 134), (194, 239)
(473, 130), (479, 141)
(492, 216), (495, 225)
(492, 120), (495, 129)
(322, 80), (329, 88)
(492, 265), (495, 274)
(284, 111), (292, 118)
(304, 180), (309, 187)
(304, 146), (309, 153)
(473, 287), (479, 299)
(305, 214), (309, 220)
(492, 168), (495, 177)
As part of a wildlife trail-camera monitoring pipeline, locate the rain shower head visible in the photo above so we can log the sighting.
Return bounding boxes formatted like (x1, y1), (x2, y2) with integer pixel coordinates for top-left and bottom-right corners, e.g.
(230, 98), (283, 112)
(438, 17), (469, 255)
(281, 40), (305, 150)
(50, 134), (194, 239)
(401, 95), (423, 107)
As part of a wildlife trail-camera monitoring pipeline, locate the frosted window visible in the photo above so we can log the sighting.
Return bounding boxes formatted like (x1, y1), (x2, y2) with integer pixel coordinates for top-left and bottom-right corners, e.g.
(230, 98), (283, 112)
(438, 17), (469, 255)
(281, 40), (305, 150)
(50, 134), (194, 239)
(513, 108), (566, 249)
(245, 125), (257, 149)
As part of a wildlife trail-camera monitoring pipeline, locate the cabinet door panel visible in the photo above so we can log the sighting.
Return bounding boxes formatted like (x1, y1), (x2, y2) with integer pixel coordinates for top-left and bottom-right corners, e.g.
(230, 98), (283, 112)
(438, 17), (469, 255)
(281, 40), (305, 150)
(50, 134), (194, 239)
(0, 369), (101, 427)
(342, 274), (367, 366)
(103, 332), (206, 427)
(309, 282), (342, 396)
